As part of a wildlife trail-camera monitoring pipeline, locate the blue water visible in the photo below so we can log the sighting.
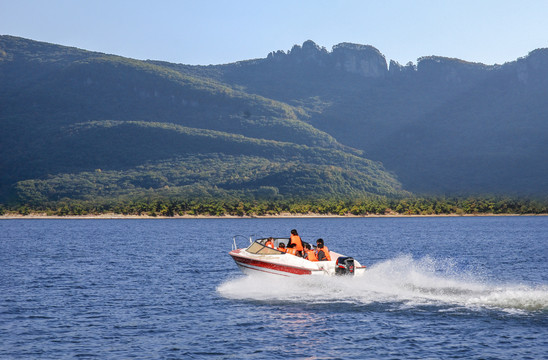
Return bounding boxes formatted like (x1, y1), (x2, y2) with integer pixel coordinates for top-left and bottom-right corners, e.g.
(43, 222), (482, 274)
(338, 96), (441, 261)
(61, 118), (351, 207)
(0, 217), (547, 359)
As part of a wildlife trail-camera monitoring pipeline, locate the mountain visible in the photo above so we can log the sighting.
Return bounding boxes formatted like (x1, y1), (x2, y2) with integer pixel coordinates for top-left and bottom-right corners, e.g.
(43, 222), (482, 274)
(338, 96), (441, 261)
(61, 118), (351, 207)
(0, 36), (405, 205)
(1, 36), (547, 208)
(168, 40), (548, 195)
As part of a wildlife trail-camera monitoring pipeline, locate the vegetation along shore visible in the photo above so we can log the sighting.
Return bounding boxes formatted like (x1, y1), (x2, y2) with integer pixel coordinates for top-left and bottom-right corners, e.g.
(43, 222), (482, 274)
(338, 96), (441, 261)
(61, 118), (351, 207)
(2, 197), (547, 218)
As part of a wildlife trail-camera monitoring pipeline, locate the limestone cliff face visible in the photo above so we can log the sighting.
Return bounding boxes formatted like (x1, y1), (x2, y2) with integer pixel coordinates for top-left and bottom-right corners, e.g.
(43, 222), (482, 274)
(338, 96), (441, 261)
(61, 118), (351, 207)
(331, 42), (387, 78)
(509, 48), (548, 84)
(288, 40), (329, 64)
(254, 40), (548, 97)
(268, 40), (387, 78)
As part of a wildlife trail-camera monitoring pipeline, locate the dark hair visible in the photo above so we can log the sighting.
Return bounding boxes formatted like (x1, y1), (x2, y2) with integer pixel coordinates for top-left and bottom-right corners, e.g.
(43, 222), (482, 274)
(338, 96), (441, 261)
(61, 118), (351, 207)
(316, 238), (324, 248)
(279, 243), (286, 248)
(304, 243), (311, 250)
(291, 229), (298, 235)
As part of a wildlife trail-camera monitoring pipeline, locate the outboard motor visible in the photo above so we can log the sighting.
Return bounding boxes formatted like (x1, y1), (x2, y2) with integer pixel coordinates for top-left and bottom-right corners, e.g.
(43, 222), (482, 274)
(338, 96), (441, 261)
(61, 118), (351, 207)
(335, 257), (355, 276)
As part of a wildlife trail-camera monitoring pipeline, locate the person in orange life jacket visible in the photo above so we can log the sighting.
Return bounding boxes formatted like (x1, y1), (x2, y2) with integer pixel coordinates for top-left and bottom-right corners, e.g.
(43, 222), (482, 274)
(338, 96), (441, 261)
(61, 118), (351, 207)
(277, 242), (286, 252)
(265, 237), (275, 248)
(303, 243), (318, 261)
(287, 229), (304, 256)
(315, 238), (331, 261)
(285, 247), (298, 255)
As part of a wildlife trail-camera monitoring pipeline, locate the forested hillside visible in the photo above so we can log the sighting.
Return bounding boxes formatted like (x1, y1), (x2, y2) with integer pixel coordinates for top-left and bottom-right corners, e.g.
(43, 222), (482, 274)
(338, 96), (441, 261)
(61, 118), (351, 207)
(1, 36), (547, 214)
(173, 40), (548, 195)
(0, 36), (405, 210)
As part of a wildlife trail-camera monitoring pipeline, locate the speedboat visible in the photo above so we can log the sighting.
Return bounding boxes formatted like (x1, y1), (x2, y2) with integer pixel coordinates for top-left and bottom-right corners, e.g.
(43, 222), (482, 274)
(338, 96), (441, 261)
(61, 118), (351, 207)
(229, 236), (366, 277)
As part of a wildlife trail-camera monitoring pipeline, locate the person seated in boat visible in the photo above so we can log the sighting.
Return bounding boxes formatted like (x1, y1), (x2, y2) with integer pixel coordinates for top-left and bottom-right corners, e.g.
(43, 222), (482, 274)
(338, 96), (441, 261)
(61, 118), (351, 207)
(265, 237), (275, 248)
(315, 238), (331, 261)
(277, 242), (287, 252)
(285, 245), (298, 256)
(287, 229), (304, 256)
(303, 243), (318, 261)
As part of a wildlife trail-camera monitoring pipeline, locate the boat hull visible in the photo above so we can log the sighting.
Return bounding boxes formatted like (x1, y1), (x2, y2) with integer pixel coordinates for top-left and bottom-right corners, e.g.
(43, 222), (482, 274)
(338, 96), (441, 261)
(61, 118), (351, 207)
(229, 248), (365, 277)
(230, 250), (326, 276)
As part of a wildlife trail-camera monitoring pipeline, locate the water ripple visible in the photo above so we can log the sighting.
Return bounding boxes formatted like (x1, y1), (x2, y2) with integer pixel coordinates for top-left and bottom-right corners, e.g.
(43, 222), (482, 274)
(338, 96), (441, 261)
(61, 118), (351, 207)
(1, 218), (547, 359)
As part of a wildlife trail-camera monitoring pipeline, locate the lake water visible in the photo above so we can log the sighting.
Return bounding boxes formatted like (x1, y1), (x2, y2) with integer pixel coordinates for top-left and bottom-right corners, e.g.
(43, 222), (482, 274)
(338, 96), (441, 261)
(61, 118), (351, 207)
(0, 217), (547, 359)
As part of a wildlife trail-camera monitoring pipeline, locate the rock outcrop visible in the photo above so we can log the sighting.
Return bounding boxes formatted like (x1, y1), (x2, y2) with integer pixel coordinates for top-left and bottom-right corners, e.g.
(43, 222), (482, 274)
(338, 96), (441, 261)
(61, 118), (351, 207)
(267, 40), (387, 78)
(415, 56), (493, 84)
(331, 42), (387, 78)
(504, 48), (548, 84)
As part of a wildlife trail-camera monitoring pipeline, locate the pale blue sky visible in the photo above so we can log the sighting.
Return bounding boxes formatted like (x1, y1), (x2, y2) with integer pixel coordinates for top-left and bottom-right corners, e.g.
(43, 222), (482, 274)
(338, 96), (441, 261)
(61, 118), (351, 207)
(1, 0), (547, 66)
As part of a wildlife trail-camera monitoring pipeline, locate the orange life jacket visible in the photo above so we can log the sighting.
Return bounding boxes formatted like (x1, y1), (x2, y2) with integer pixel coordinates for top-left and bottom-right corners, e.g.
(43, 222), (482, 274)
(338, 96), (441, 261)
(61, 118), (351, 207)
(265, 240), (274, 248)
(277, 246), (286, 252)
(316, 245), (331, 261)
(305, 249), (318, 261)
(285, 247), (298, 255)
(289, 234), (304, 252)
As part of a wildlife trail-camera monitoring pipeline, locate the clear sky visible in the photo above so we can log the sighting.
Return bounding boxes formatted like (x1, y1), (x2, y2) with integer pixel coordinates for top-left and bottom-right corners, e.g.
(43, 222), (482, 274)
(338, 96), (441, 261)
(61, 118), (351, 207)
(1, 0), (547, 66)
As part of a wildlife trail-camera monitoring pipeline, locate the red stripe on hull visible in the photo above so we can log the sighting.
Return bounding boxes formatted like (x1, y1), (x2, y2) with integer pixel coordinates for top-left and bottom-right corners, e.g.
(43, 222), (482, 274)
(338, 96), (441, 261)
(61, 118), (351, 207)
(236, 262), (291, 277)
(230, 252), (313, 275)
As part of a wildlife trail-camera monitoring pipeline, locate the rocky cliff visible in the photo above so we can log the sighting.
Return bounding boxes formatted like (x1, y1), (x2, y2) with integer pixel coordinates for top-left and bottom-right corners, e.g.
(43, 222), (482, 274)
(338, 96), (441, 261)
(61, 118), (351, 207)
(267, 40), (387, 78)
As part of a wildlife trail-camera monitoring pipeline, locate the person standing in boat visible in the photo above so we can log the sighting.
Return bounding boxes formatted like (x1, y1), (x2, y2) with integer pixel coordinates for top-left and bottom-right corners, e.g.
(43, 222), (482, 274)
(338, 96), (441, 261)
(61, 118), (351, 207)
(315, 238), (331, 261)
(303, 243), (318, 261)
(287, 229), (304, 256)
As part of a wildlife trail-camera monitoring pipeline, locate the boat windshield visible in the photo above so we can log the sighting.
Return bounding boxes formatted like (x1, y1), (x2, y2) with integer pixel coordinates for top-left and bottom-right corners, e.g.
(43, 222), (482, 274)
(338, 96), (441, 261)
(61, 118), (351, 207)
(247, 241), (285, 255)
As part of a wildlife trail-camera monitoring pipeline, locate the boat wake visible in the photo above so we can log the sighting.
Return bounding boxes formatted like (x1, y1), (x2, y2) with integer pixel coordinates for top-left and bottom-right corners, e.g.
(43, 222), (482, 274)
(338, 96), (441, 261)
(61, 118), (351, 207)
(218, 255), (548, 312)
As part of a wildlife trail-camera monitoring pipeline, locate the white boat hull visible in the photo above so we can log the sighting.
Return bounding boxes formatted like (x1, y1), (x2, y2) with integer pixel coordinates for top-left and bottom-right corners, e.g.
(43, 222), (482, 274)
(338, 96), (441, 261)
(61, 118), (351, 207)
(229, 247), (366, 277)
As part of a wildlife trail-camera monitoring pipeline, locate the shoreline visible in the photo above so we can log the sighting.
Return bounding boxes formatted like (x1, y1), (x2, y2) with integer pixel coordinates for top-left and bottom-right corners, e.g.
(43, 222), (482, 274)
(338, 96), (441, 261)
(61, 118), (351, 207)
(1, 212), (546, 220)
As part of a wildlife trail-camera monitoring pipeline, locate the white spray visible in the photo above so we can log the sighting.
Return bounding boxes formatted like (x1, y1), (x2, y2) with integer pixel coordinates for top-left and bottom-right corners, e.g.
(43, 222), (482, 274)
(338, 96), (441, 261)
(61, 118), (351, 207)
(218, 255), (548, 312)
